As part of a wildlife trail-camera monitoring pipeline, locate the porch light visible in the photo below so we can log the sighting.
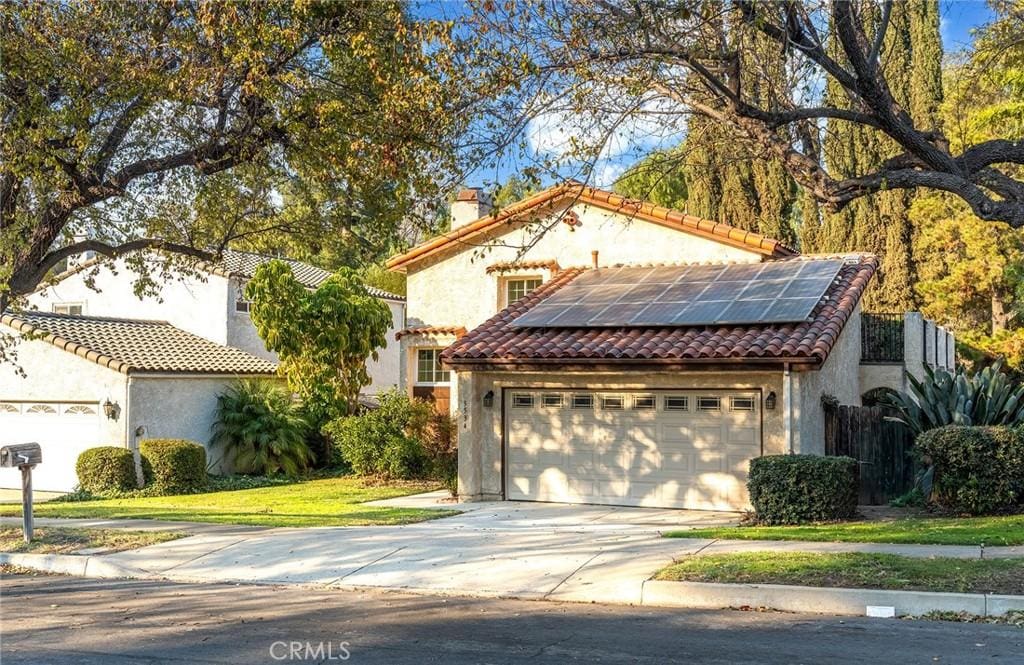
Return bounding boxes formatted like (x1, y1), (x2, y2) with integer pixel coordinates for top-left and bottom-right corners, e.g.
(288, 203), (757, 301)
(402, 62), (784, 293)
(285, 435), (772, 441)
(102, 398), (120, 421)
(765, 392), (777, 410)
(482, 390), (494, 408)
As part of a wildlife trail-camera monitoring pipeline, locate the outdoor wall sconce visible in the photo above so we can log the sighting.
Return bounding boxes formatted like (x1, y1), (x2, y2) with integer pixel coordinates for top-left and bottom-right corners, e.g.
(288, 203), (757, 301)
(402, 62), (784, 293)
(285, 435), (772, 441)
(102, 398), (120, 421)
(765, 392), (777, 410)
(482, 390), (494, 408)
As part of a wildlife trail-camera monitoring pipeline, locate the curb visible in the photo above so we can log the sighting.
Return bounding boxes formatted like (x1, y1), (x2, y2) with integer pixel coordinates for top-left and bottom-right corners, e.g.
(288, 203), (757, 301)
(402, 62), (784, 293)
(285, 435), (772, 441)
(0, 552), (155, 579)
(641, 580), (1024, 617)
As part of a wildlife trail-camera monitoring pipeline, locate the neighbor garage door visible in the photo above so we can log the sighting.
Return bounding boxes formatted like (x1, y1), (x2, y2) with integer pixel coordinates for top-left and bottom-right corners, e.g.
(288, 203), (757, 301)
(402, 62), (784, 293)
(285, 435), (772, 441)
(0, 401), (104, 492)
(505, 390), (761, 511)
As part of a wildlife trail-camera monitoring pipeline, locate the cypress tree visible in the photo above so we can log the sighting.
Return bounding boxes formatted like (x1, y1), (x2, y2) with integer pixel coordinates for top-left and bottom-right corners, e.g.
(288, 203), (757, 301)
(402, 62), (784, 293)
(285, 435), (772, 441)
(810, 0), (942, 311)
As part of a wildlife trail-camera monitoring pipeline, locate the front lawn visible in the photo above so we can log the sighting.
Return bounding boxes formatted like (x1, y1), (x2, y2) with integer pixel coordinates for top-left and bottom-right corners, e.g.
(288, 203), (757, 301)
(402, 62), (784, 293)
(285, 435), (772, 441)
(655, 552), (1024, 595)
(0, 477), (455, 528)
(0, 526), (182, 554)
(665, 514), (1024, 546)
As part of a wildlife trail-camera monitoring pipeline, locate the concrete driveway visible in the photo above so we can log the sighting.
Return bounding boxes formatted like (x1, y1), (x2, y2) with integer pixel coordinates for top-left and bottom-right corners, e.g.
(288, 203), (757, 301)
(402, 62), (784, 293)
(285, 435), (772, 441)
(100, 494), (740, 604)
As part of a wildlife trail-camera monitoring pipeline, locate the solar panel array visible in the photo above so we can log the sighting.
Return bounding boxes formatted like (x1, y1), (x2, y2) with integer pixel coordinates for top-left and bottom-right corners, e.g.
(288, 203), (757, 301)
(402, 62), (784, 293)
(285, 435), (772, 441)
(510, 259), (845, 328)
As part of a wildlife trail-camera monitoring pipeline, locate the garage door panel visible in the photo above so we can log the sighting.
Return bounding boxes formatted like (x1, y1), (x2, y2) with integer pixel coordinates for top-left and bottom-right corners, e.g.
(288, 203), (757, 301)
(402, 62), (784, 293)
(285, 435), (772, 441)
(0, 401), (104, 492)
(506, 389), (760, 511)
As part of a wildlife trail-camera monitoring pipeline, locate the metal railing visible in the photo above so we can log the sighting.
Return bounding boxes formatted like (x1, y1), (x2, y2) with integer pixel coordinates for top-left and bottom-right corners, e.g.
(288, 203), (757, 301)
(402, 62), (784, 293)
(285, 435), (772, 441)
(861, 313), (904, 364)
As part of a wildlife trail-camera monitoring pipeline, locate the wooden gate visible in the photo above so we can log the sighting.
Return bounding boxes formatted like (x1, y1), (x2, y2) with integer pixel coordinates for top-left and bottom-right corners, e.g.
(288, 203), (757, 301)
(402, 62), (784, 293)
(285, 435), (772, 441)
(824, 405), (916, 505)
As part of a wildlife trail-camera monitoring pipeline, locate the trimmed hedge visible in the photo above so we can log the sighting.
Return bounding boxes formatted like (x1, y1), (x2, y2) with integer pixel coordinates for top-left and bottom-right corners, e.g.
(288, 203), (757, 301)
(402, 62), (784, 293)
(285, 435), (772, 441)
(748, 455), (859, 525)
(139, 439), (207, 494)
(75, 446), (144, 494)
(915, 425), (1024, 515)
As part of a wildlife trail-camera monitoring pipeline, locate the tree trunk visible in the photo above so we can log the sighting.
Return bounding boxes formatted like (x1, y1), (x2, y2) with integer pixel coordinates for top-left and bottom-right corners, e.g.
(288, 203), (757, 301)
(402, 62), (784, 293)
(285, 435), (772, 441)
(992, 289), (1012, 335)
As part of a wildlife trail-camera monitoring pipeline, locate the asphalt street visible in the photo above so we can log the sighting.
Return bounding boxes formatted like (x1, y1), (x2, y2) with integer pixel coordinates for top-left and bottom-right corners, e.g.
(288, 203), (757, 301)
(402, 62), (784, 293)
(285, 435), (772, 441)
(1, 574), (1021, 664)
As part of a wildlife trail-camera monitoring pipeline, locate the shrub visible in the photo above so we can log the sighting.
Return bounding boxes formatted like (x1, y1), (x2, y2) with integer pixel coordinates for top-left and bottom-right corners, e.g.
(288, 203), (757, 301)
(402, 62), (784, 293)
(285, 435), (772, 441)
(323, 389), (430, 479)
(211, 379), (313, 476)
(422, 412), (458, 496)
(748, 455), (859, 525)
(883, 361), (1024, 436)
(915, 425), (1024, 515)
(76, 446), (147, 494)
(139, 439), (207, 494)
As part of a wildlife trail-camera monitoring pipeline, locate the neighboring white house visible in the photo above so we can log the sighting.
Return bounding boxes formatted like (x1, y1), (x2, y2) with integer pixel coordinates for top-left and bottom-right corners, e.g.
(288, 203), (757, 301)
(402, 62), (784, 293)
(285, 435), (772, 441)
(387, 182), (954, 511)
(29, 248), (406, 395)
(0, 311), (278, 492)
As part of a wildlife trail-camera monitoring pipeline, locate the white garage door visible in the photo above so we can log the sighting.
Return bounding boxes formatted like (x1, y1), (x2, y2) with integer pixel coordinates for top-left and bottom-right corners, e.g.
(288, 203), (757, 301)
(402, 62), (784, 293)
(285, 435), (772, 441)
(0, 401), (104, 492)
(505, 390), (761, 511)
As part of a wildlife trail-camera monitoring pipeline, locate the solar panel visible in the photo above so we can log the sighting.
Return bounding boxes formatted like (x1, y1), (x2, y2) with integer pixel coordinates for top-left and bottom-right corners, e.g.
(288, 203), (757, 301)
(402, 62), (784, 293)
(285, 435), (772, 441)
(509, 259), (845, 328)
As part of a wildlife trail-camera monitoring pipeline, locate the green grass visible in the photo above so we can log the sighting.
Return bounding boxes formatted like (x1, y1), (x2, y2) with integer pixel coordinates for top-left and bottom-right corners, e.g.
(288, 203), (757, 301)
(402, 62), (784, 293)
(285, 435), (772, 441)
(665, 514), (1024, 546)
(0, 477), (456, 528)
(0, 526), (182, 554)
(655, 552), (1024, 595)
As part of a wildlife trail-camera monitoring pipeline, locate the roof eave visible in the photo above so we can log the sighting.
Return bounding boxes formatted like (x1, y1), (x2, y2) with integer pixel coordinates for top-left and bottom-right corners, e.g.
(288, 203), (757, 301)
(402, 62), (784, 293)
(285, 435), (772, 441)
(441, 355), (823, 372)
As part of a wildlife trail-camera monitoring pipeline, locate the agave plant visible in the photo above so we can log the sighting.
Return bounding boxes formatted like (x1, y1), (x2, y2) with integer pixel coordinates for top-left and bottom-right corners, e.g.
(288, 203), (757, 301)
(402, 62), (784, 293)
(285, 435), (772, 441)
(883, 360), (1024, 436)
(211, 379), (313, 476)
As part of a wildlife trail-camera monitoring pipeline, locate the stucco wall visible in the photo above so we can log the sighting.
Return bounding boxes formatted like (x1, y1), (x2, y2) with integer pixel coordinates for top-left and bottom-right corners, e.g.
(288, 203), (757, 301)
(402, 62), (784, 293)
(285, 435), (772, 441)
(453, 368), (792, 501)
(405, 202), (763, 334)
(128, 374), (275, 473)
(364, 300), (405, 395)
(794, 303), (863, 455)
(30, 258), (231, 345)
(0, 331), (129, 447)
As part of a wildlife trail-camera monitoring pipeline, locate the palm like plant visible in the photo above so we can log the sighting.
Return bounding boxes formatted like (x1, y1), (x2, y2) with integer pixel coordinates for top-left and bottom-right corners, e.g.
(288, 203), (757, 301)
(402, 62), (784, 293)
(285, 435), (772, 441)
(884, 361), (1024, 436)
(211, 380), (313, 476)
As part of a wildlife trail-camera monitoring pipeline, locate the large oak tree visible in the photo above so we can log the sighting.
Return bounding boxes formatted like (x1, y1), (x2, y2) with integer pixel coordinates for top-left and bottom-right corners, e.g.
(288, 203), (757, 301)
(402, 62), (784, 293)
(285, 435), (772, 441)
(0, 1), (458, 311)
(458, 0), (1023, 230)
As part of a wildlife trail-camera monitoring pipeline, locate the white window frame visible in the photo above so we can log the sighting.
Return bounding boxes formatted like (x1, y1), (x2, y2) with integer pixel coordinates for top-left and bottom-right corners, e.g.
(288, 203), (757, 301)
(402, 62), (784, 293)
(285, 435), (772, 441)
(234, 298), (252, 313)
(52, 302), (84, 316)
(501, 275), (543, 308)
(414, 348), (449, 385)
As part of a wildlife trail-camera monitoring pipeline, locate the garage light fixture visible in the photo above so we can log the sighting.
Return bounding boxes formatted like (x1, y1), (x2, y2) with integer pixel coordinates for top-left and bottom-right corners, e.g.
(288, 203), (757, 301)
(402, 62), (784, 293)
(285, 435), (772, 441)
(102, 398), (120, 421)
(482, 390), (494, 408)
(765, 392), (777, 410)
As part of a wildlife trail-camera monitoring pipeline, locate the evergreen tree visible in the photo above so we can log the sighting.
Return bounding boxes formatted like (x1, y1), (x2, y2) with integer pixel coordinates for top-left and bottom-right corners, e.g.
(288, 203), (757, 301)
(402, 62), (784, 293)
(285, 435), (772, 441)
(808, 0), (942, 311)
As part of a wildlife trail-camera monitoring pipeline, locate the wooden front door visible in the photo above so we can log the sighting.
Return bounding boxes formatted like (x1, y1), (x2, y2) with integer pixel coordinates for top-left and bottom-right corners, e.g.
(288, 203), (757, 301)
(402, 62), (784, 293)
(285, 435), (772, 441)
(413, 385), (450, 414)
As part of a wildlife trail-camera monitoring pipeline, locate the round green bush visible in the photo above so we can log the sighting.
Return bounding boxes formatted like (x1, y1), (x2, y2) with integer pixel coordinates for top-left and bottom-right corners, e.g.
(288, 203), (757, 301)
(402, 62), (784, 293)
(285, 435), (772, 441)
(323, 389), (429, 479)
(748, 455), (859, 525)
(75, 446), (143, 494)
(139, 439), (207, 494)
(915, 425), (1024, 515)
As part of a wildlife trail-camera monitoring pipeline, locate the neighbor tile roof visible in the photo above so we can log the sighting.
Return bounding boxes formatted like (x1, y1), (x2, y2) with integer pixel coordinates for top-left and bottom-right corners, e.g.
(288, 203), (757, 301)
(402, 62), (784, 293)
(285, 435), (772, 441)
(2, 311), (278, 375)
(387, 182), (797, 271)
(443, 255), (877, 368)
(206, 249), (405, 301)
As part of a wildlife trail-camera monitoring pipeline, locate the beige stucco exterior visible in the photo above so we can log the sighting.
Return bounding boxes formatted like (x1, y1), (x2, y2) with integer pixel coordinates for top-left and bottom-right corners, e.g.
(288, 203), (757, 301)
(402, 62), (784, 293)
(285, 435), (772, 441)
(29, 257), (404, 395)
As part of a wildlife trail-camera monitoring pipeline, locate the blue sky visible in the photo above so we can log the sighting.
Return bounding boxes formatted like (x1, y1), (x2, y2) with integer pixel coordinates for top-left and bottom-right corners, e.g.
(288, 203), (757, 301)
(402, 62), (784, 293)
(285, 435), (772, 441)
(454, 0), (996, 191)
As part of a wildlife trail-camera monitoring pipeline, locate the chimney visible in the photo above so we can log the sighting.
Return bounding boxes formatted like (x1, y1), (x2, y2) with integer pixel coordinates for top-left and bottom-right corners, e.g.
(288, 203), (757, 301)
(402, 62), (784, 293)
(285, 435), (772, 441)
(450, 188), (493, 231)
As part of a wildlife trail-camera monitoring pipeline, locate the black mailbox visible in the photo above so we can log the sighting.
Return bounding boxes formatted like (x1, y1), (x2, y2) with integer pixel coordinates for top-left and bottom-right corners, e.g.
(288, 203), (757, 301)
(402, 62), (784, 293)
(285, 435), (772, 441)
(0, 442), (42, 467)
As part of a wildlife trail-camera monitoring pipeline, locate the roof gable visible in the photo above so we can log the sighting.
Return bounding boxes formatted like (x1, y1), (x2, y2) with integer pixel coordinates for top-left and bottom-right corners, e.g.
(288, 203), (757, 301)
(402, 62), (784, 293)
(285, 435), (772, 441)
(2, 311), (278, 375)
(387, 183), (797, 272)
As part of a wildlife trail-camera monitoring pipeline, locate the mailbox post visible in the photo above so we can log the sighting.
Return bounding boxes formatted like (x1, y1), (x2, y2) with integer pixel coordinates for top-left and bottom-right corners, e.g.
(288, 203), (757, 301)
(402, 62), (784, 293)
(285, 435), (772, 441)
(1, 443), (42, 542)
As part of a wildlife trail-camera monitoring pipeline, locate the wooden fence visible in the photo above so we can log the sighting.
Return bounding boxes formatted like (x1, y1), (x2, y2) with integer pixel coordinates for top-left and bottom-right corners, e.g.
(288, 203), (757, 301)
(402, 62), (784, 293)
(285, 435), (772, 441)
(824, 405), (916, 505)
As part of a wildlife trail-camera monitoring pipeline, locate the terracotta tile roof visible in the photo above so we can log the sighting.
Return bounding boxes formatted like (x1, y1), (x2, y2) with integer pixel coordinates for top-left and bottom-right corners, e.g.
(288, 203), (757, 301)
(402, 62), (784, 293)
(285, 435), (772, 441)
(395, 325), (467, 341)
(485, 260), (561, 274)
(2, 311), (278, 375)
(387, 182), (797, 271)
(442, 255), (877, 368)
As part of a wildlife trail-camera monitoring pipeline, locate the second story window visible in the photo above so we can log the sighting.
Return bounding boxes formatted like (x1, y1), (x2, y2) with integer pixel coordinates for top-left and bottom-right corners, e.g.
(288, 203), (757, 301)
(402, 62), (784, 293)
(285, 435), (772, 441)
(53, 303), (84, 316)
(505, 277), (543, 305)
(416, 348), (448, 384)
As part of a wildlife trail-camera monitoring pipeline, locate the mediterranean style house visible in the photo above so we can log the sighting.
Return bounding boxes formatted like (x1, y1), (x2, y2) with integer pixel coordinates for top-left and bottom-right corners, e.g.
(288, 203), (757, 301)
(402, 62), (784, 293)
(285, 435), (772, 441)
(387, 182), (955, 511)
(0, 249), (404, 492)
(28, 248), (405, 392)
